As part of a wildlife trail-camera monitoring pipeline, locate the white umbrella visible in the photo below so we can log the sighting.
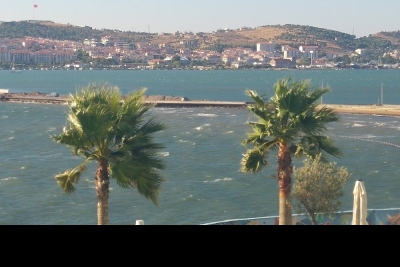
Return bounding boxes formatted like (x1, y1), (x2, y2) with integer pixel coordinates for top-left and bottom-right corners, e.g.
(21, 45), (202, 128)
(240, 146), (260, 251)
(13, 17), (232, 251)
(352, 180), (368, 225)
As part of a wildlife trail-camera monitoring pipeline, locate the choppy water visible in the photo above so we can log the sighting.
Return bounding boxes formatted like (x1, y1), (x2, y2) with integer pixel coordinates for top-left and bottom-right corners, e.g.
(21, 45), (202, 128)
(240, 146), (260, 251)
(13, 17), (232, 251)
(1, 68), (400, 104)
(1, 69), (400, 224)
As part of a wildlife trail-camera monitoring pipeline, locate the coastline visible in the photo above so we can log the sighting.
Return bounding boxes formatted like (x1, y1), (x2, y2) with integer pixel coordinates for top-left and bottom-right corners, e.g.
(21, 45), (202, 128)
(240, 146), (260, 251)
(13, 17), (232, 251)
(2, 93), (400, 116)
(319, 104), (400, 117)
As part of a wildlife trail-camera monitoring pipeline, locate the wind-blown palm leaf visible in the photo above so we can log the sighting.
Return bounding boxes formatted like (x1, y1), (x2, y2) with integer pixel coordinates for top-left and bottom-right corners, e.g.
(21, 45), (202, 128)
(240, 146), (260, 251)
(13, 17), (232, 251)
(240, 148), (269, 173)
(53, 82), (167, 222)
(245, 89), (268, 109)
(110, 160), (164, 204)
(54, 162), (88, 194)
(241, 77), (342, 225)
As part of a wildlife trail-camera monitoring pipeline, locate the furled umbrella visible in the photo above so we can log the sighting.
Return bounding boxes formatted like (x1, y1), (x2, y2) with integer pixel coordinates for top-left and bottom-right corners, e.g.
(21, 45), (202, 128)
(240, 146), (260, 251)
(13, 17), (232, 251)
(351, 180), (368, 225)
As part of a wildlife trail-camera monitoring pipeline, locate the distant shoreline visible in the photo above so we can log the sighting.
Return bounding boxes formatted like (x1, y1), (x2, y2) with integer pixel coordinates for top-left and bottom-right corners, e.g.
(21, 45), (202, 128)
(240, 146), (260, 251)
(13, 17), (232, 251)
(2, 93), (400, 116)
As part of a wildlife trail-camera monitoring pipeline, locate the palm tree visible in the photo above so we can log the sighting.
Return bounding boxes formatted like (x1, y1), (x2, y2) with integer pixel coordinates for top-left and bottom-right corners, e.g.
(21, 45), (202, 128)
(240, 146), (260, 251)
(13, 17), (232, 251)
(240, 77), (342, 225)
(52, 83), (166, 225)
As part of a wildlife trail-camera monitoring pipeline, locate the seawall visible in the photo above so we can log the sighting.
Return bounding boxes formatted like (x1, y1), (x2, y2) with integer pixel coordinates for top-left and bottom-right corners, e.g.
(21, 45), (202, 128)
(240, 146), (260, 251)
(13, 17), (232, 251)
(2, 93), (400, 116)
(0, 94), (247, 108)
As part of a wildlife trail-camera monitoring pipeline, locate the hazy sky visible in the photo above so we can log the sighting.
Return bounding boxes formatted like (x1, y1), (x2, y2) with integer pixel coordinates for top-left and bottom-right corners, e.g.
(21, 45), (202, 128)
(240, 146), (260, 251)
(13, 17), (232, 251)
(1, 0), (399, 38)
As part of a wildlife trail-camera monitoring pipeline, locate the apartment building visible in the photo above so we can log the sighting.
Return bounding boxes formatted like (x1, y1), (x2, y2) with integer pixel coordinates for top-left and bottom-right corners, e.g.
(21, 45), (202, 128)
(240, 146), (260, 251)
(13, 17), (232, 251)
(0, 48), (11, 62)
(205, 55), (222, 64)
(54, 52), (77, 64)
(11, 50), (31, 64)
(283, 47), (301, 59)
(269, 58), (295, 68)
(257, 42), (276, 53)
(32, 51), (53, 65)
(299, 46), (319, 58)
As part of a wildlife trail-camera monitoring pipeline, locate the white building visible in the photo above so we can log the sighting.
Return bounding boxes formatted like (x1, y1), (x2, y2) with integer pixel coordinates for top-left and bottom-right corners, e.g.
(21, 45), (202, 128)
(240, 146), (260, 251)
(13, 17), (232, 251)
(355, 49), (367, 55)
(283, 47), (301, 59)
(299, 46), (319, 58)
(257, 42), (275, 53)
(32, 51), (53, 65)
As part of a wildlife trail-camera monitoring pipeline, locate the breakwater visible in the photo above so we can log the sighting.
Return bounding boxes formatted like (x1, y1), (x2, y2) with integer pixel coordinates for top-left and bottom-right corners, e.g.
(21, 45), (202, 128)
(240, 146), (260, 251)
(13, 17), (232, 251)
(2, 93), (400, 116)
(0, 93), (248, 108)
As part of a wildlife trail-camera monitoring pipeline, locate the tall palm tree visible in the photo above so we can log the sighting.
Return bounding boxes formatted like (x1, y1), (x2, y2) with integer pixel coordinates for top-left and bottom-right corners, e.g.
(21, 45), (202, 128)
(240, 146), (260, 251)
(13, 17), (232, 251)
(52, 83), (166, 225)
(240, 77), (342, 225)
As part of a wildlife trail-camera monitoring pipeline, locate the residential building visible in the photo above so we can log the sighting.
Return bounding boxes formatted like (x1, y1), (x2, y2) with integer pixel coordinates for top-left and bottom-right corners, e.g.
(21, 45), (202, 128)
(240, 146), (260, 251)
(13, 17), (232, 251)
(257, 42), (275, 53)
(114, 41), (130, 50)
(32, 51), (53, 65)
(269, 58), (295, 68)
(54, 52), (77, 64)
(0, 48), (11, 62)
(222, 55), (235, 64)
(11, 50), (31, 64)
(148, 59), (165, 68)
(299, 46), (319, 58)
(205, 55), (221, 64)
(283, 47), (301, 59)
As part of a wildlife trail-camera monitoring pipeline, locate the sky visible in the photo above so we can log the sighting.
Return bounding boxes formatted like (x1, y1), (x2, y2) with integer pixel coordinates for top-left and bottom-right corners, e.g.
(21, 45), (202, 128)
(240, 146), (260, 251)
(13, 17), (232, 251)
(1, 0), (399, 38)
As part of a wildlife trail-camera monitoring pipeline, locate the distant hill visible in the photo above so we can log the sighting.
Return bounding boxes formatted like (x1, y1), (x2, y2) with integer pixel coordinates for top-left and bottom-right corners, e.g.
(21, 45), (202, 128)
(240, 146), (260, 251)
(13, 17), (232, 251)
(0, 20), (150, 43)
(1, 21), (399, 55)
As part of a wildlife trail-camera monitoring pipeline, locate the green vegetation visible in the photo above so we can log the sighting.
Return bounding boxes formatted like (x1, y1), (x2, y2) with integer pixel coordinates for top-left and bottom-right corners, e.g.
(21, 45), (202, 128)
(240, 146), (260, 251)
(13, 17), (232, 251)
(240, 77), (342, 225)
(52, 83), (166, 225)
(0, 21), (155, 42)
(292, 154), (351, 225)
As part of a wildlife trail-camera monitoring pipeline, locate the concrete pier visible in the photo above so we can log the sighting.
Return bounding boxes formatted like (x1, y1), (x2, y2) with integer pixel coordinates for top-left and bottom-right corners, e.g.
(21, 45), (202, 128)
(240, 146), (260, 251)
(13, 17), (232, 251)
(2, 94), (400, 116)
(0, 94), (247, 108)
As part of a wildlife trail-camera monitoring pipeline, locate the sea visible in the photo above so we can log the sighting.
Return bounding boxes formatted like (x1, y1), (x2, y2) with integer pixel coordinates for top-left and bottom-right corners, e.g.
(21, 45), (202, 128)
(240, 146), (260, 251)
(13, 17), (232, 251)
(1, 69), (400, 225)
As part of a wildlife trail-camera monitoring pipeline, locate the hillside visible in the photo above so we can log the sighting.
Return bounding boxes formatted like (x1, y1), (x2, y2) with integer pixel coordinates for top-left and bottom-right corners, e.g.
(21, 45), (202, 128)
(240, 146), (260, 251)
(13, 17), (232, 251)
(0, 20), (399, 55)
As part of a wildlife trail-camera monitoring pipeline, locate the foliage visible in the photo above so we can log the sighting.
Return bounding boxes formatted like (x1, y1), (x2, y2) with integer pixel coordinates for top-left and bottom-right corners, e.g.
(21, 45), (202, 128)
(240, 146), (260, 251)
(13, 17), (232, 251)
(0, 21), (157, 43)
(241, 77), (342, 173)
(240, 77), (342, 225)
(52, 83), (166, 224)
(292, 154), (351, 225)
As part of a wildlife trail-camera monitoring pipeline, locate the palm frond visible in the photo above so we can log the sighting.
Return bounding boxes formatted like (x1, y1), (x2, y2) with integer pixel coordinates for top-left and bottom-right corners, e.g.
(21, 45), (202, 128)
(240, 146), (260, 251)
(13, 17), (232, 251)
(245, 89), (268, 109)
(53, 82), (166, 206)
(240, 148), (269, 173)
(110, 160), (164, 205)
(242, 77), (341, 176)
(294, 136), (342, 160)
(54, 162), (88, 194)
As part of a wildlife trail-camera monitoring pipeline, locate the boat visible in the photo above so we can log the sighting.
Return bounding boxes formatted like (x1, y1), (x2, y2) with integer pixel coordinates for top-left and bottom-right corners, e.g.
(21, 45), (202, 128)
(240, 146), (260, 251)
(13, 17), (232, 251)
(10, 56), (22, 73)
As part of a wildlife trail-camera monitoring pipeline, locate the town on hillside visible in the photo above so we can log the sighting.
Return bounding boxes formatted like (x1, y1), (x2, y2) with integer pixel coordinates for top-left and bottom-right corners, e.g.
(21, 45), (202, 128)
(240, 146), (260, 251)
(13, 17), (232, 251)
(1, 26), (400, 70)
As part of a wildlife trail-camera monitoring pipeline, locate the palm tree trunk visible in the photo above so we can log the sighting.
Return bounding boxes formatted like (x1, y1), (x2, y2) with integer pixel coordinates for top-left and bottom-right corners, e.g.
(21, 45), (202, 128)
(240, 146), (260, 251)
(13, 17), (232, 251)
(277, 143), (292, 225)
(95, 158), (110, 225)
(308, 210), (317, 225)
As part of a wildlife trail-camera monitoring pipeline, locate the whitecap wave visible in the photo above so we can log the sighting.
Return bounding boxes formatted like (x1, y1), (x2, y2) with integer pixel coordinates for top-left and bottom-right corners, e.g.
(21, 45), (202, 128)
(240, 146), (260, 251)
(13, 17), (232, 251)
(157, 152), (170, 157)
(204, 177), (233, 183)
(1, 115), (8, 119)
(195, 124), (210, 130)
(178, 140), (196, 146)
(160, 109), (177, 114)
(1, 177), (18, 181)
(197, 113), (218, 117)
(182, 195), (194, 201)
(224, 131), (234, 134)
(355, 134), (377, 139)
(353, 123), (365, 127)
